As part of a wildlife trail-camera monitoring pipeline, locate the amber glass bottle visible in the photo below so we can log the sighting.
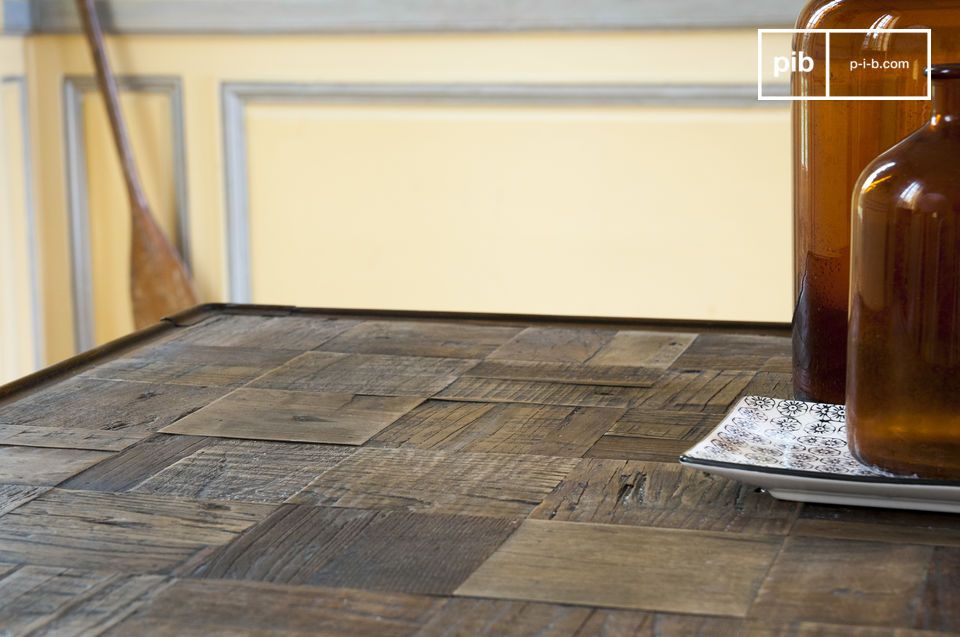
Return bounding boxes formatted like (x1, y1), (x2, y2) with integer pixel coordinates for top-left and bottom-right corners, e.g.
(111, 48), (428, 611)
(793, 0), (960, 404)
(847, 65), (960, 479)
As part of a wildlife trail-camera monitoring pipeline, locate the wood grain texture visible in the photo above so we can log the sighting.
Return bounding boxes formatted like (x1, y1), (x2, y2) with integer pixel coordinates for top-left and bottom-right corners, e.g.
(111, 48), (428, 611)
(171, 314), (359, 349)
(108, 578), (439, 637)
(0, 489), (273, 573)
(456, 519), (782, 617)
(190, 505), (518, 595)
(85, 343), (300, 388)
(59, 434), (212, 492)
(607, 408), (717, 440)
(912, 547), (960, 633)
(530, 458), (799, 534)
(252, 352), (477, 396)
(0, 446), (112, 485)
(160, 388), (422, 445)
(575, 610), (747, 636)
(415, 598), (592, 637)
(631, 370), (755, 414)
(750, 536), (933, 626)
(0, 565), (168, 635)
(289, 448), (578, 517)
(793, 504), (960, 547)
(670, 333), (791, 372)
(587, 330), (697, 369)
(319, 320), (522, 358)
(584, 434), (695, 463)
(488, 327), (615, 363)
(131, 439), (354, 503)
(0, 377), (230, 443)
(0, 484), (48, 516)
(464, 359), (660, 387)
(371, 400), (623, 457)
(435, 376), (643, 409)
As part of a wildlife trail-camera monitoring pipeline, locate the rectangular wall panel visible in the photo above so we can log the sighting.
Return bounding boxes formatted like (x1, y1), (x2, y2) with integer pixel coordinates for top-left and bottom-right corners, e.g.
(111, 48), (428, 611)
(245, 102), (791, 322)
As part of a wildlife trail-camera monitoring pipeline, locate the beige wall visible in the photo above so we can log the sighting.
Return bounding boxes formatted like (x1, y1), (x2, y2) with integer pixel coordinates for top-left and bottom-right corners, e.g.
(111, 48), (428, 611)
(7, 30), (791, 371)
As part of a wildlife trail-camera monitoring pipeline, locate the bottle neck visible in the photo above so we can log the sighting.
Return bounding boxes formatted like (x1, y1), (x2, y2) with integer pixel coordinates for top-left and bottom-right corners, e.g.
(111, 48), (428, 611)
(932, 80), (960, 126)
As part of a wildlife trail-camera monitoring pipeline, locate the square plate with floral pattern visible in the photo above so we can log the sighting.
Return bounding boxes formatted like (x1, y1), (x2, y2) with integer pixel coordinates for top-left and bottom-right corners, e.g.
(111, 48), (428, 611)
(680, 396), (960, 513)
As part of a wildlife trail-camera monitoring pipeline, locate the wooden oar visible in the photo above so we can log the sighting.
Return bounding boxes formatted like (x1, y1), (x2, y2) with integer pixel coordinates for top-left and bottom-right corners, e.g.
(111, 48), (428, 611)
(75, 0), (198, 329)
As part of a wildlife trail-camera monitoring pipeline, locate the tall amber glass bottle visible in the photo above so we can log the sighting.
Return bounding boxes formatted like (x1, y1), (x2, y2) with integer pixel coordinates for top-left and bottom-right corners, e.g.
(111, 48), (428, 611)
(793, 1), (960, 404)
(847, 65), (960, 479)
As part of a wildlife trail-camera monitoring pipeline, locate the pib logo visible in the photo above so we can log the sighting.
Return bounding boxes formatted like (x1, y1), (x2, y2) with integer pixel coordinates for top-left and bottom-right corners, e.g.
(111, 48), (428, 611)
(774, 51), (815, 78)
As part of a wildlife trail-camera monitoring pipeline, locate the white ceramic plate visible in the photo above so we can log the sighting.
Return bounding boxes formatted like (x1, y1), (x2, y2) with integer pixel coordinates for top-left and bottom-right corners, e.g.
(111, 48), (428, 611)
(680, 396), (960, 513)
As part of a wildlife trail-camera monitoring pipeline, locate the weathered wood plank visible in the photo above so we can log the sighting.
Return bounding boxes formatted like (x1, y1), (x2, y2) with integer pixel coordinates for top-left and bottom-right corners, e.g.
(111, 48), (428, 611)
(793, 505), (960, 547)
(252, 352), (477, 396)
(632, 370), (755, 414)
(488, 327), (615, 364)
(670, 333), (791, 372)
(584, 435), (694, 463)
(416, 598), (592, 636)
(750, 536), (933, 626)
(289, 448), (577, 518)
(0, 489), (273, 573)
(371, 400), (623, 457)
(0, 377), (230, 445)
(435, 376), (643, 408)
(319, 320), (522, 358)
(170, 314), (358, 349)
(742, 371), (794, 401)
(84, 343), (300, 388)
(0, 446), (112, 485)
(0, 566), (169, 636)
(575, 610), (747, 636)
(190, 505), (517, 595)
(59, 434), (213, 492)
(530, 459), (799, 534)
(131, 439), (354, 503)
(456, 519), (782, 617)
(0, 484), (49, 516)
(160, 388), (422, 445)
(607, 408), (717, 440)
(587, 330), (697, 369)
(464, 359), (660, 388)
(912, 547), (960, 633)
(108, 578), (439, 637)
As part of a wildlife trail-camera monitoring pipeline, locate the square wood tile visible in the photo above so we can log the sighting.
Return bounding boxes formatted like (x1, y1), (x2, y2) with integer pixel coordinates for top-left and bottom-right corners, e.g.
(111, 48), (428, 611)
(160, 388), (422, 445)
(170, 314), (358, 349)
(632, 370), (755, 414)
(488, 327), (615, 364)
(0, 377), (230, 448)
(289, 448), (578, 518)
(0, 489), (273, 573)
(0, 566), (167, 635)
(0, 446), (112, 485)
(670, 333), (791, 372)
(585, 435), (695, 463)
(456, 519), (782, 617)
(110, 578), (438, 637)
(319, 320), (522, 358)
(793, 505), (960, 547)
(189, 505), (518, 596)
(587, 331), (697, 369)
(84, 344), (300, 388)
(530, 458), (799, 534)
(371, 400), (623, 457)
(750, 536), (933, 626)
(131, 439), (354, 503)
(251, 352), (477, 396)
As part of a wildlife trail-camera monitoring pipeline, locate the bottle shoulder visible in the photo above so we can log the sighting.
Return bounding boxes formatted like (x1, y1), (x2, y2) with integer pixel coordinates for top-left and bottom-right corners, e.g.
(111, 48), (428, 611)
(857, 126), (960, 209)
(797, 0), (960, 28)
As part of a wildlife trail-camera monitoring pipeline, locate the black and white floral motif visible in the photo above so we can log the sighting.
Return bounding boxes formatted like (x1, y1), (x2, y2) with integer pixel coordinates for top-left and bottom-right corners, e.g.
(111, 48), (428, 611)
(744, 396), (777, 411)
(684, 396), (896, 479)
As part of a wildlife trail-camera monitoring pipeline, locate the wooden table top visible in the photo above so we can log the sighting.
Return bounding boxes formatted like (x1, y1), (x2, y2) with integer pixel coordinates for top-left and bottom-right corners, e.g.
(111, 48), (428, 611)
(0, 306), (956, 636)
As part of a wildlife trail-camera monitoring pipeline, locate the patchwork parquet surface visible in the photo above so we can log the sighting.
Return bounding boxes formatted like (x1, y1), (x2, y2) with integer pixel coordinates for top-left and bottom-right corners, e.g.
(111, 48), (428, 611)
(0, 307), (955, 636)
